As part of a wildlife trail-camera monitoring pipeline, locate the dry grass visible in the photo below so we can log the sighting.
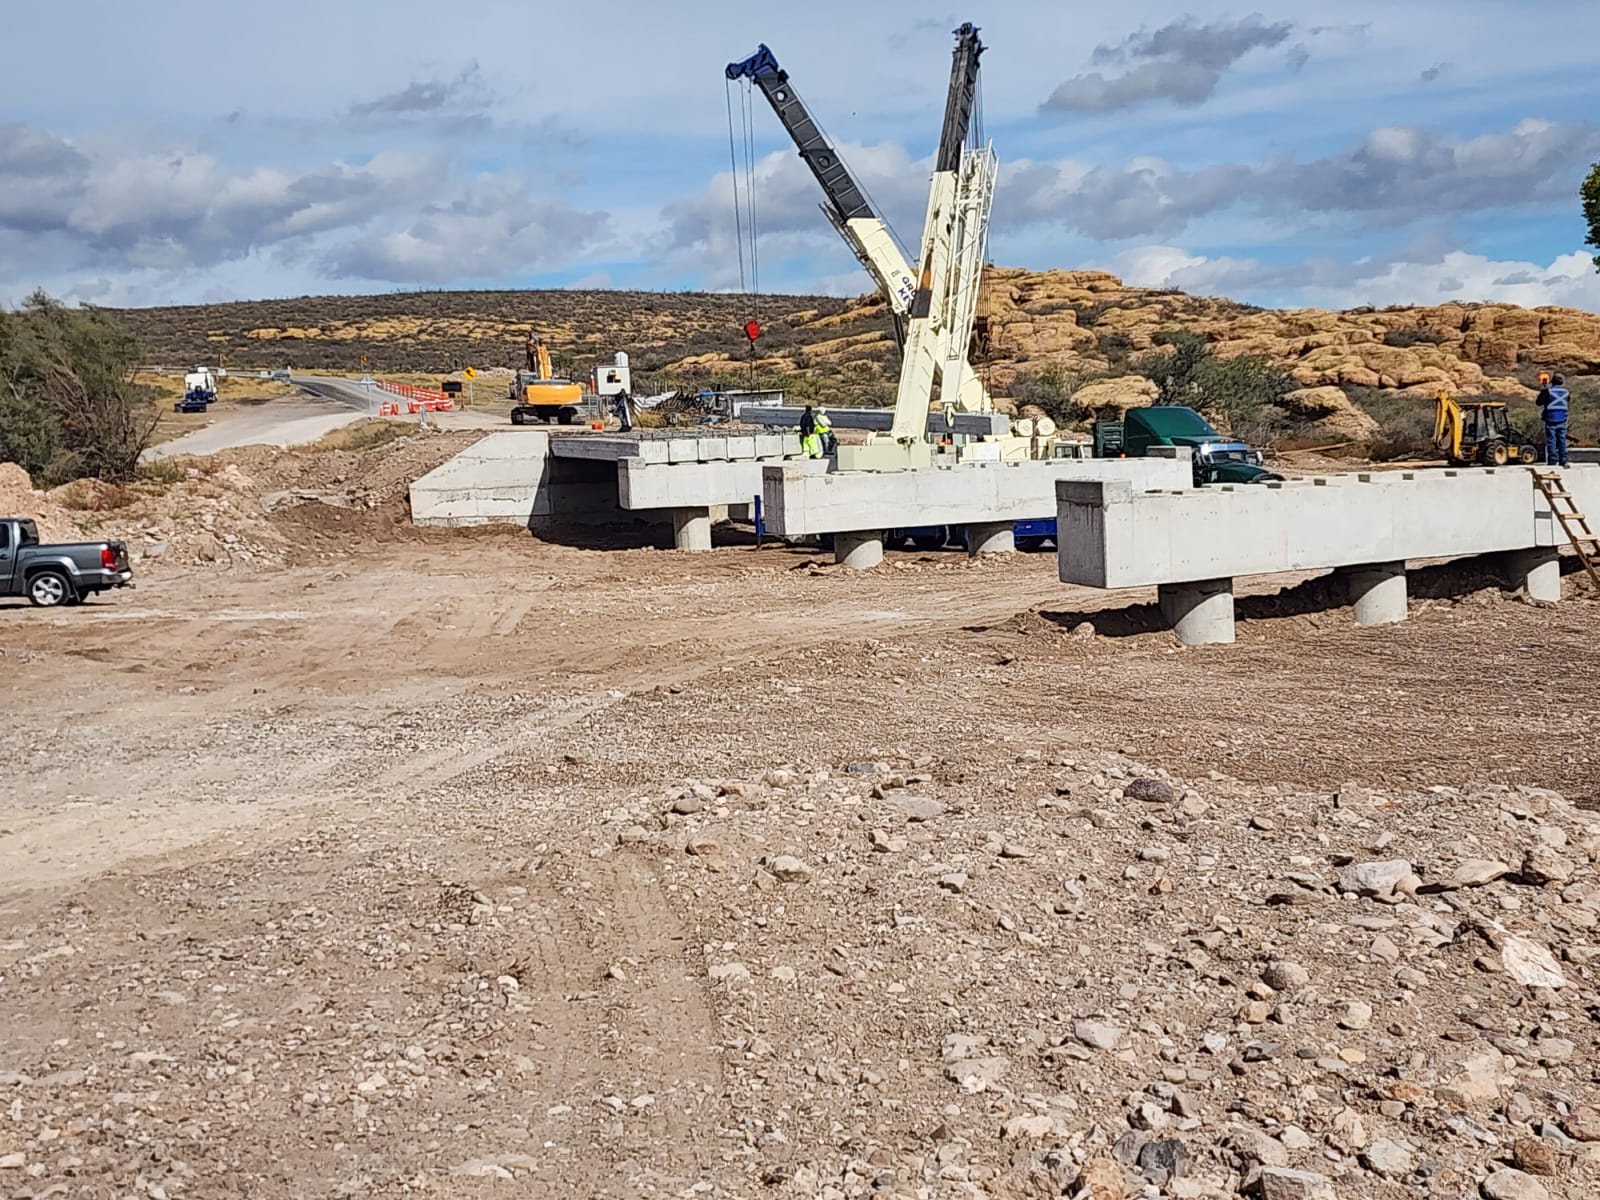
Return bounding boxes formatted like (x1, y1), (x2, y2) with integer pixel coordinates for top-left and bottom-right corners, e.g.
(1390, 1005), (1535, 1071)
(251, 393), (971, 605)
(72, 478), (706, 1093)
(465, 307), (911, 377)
(55, 478), (136, 511)
(306, 419), (412, 453)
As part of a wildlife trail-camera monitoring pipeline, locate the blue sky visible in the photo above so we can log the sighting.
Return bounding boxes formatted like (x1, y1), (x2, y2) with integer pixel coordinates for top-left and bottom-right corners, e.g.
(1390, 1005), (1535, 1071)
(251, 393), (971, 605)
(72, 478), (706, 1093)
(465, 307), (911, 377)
(2, 0), (1598, 313)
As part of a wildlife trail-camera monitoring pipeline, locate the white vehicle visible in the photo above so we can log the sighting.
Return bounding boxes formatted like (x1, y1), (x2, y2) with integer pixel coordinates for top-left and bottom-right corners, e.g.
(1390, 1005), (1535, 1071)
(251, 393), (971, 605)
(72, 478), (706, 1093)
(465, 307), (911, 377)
(183, 368), (217, 399)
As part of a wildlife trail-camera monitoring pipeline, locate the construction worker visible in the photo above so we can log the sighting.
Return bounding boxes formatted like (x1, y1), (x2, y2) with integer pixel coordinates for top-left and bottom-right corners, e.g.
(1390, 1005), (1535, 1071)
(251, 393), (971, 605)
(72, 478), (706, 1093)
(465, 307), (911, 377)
(1538, 372), (1571, 467)
(614, 390), (633, 433)
(815, 407), (835, 456)
(800, 404), (821, 458)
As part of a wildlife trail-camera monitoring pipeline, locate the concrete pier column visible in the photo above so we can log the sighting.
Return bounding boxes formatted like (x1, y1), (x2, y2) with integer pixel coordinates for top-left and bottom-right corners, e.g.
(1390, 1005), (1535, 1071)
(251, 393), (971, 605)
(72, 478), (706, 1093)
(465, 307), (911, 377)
(1157, 578), (1235, 646)
(1344, 560), (1408, 626)
(1506, 547), (1561, 602)
(672, 507), (713, 551)
(966, 522), (1015, 556)
(834, 531), (884, 570)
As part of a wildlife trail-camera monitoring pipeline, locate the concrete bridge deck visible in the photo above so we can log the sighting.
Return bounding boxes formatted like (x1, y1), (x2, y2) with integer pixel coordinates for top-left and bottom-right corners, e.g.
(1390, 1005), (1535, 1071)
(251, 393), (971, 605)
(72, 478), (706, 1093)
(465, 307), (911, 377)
(1056, 465), (1600, 644)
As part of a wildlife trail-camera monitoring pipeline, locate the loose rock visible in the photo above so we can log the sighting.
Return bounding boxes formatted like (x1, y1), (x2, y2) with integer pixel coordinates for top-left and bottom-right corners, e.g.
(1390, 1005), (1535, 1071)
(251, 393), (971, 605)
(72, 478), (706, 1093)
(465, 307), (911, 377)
(1480, 1168), (1550, 1200)
(1259, 1166), (1337, 1200)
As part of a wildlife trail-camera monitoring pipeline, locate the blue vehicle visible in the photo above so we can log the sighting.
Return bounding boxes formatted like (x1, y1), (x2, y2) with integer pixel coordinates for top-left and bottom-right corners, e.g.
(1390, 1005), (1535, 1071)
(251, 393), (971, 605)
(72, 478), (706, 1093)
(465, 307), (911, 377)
(885, 522), (1057, 553)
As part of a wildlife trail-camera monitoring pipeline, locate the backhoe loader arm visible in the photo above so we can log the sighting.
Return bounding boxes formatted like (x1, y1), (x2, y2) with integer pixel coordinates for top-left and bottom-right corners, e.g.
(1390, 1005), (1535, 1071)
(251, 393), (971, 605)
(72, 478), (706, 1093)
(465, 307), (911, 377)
(1434, 390), (1461, 459)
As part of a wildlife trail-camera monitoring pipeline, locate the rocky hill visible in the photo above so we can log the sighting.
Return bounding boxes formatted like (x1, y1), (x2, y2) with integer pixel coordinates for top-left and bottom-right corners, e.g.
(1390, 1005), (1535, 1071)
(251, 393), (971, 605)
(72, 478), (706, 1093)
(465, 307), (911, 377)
(113, 269), (1600, 449)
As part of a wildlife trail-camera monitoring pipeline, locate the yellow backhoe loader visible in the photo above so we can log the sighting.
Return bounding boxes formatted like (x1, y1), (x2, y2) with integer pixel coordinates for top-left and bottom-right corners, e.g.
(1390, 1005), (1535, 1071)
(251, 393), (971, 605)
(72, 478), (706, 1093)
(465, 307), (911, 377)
(1433, 390), (1537, 467)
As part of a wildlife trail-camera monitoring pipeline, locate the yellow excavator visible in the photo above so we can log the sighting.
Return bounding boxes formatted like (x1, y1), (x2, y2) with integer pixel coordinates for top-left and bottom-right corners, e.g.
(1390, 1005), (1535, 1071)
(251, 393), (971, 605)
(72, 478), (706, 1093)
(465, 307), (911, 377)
(1433, 390), (1538, 467)
(510, 331), (585, 425)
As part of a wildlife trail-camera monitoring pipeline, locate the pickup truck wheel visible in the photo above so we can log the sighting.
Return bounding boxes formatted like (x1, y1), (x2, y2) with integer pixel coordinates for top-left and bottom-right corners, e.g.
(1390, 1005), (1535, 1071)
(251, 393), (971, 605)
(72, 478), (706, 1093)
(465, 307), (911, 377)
(27, 570), (72, 608)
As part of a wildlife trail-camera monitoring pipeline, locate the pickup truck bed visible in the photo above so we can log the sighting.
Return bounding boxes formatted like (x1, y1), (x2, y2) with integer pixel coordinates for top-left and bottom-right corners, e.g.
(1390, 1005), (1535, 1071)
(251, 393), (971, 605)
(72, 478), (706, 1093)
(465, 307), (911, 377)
(1, 517), (133, 608)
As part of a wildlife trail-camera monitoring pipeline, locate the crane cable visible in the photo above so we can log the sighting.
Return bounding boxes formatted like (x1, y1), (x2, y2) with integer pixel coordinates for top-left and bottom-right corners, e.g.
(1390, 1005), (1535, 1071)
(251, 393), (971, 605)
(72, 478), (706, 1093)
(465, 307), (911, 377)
(723, 81), (749, 298)
(725, 76), (763, 384)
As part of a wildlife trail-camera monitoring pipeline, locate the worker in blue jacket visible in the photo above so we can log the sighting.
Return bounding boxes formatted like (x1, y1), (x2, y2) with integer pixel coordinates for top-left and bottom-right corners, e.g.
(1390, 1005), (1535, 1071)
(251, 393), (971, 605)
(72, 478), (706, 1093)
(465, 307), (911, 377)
(1537, 373), (1570, 467)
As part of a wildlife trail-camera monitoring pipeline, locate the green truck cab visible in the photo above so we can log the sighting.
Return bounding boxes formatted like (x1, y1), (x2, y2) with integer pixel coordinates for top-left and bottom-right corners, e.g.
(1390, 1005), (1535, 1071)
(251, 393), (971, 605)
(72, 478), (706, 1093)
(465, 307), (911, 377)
(1094, 406), (1282, 486)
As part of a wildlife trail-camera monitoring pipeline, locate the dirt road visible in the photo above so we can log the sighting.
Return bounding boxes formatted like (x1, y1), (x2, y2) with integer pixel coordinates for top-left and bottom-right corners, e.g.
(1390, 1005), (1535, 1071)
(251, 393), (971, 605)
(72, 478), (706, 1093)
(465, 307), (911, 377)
(145, 393), (504, 460)
(2, 535), (1598, 1198)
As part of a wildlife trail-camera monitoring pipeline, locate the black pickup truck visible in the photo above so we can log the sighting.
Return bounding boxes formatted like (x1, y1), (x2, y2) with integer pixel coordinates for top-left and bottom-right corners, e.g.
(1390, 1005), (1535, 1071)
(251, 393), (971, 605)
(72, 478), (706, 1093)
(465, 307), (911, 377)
(0, 517), (133, 607)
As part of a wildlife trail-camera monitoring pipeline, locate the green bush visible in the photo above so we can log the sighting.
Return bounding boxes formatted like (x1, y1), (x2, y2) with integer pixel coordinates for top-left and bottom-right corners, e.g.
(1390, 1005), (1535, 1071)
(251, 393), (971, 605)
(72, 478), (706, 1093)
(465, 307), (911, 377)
(1136, 331), (1294, 432)
(0, 390), (63, 478)
(1382, 327), (1447, 349)
(1009, 363), (1110, 427)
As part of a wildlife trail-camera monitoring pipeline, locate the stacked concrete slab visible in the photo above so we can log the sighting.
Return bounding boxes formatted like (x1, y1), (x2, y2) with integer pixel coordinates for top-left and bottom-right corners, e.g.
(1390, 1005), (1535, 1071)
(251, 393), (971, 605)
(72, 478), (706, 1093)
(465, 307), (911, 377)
(1057, 466), (1600, 644)
(410, 431), (805, 548)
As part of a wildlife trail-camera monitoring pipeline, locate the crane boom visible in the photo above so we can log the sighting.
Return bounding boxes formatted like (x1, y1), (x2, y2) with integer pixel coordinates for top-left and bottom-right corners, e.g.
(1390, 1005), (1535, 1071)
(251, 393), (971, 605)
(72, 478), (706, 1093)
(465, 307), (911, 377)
(726, 43), (991, 413)
(890, 22), (994, 443)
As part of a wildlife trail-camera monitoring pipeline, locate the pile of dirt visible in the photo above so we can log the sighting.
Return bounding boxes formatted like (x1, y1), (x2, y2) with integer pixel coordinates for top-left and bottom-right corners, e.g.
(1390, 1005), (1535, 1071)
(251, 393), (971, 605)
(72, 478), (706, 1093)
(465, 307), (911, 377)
(0, 463), (81, 543)
(0, 428), (487, 574)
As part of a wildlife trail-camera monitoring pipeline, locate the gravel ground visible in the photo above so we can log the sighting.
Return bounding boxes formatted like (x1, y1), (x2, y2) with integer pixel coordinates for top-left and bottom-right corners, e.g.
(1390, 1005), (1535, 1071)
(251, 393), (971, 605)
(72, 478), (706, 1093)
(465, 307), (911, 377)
(1, 537), (1597, 1200)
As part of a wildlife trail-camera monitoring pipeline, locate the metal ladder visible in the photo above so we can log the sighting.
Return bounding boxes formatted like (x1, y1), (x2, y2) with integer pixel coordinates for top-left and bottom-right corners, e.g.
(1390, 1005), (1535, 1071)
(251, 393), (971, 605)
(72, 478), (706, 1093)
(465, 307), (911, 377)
(1531, 470), (1600, 590)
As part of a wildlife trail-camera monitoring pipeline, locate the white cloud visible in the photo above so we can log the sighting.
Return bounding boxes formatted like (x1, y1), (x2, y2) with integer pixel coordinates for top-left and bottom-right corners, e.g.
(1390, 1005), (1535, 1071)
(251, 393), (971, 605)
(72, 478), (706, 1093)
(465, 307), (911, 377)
(0, 124), (613, 302)
(1043, 15), (1296, 113)
(1101, 243), (1600, 309)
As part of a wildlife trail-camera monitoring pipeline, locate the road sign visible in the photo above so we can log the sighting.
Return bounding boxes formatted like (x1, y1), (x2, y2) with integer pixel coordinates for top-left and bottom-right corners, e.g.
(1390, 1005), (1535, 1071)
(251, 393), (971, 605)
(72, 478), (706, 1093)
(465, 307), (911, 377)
(463, 367), (477, 380)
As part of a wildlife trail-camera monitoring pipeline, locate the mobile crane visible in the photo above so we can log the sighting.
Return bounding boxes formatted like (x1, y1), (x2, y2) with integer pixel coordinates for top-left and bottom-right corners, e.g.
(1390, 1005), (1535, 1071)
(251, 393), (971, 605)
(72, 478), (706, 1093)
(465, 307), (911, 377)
(873, 21), (996, 467)
(725, 34), (993, 419)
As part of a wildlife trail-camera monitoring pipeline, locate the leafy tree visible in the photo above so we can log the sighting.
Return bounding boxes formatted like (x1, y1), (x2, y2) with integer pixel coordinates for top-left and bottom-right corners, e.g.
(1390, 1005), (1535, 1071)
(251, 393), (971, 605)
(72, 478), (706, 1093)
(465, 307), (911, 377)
(1585, 162), (1600, 271)
(0, 292), (159, 482)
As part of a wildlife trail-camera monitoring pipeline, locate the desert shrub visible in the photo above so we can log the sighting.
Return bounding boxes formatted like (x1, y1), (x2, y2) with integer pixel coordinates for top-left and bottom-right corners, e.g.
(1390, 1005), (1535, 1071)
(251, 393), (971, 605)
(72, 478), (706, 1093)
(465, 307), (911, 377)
(1096, 331), (1134, 365)
(0, 292), (159, 482)
(1352, 387), (1437, 459)
(55, 478), (135, 511)
(1009, 363), (1113, 426)
(0, 389), (62, 477)
(1136, 331), (1294, 431)
(138, 459), (187, 486)
(1074, 301), (1117, 329)
(1382, 327), (1446, 349)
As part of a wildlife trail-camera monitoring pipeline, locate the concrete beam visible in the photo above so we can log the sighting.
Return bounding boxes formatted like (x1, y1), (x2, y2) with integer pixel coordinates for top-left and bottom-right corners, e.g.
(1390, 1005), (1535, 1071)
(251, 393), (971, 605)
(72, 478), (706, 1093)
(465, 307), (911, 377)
(763, 455), (1192, 538)
(740, 406), (1011, 438)
(967, 521), (1015, 556)
(672, 508), (713, 551)
(619, 457), (826, 511)
(1058, 466), (1600, 589)
(1158, 579), (1235, 646)
(1343, 561), (1408, 626)
(834, 531), (884, 570)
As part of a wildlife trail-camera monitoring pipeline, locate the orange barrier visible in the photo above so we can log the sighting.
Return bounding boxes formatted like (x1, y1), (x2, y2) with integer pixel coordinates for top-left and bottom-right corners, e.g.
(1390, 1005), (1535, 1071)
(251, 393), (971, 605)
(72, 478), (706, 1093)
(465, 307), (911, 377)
(377, 380), (455, 413)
